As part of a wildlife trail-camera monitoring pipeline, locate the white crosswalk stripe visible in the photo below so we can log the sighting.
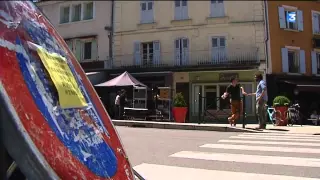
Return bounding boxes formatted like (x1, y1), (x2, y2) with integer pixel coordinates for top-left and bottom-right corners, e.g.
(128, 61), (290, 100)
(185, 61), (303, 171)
(229, 136), (320, 142)
(200, 143), (320, 154)
(134, 132), (320, 180)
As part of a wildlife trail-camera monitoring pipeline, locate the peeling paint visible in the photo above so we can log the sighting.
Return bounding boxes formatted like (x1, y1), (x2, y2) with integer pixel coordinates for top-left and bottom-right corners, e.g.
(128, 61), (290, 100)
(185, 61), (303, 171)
(0, 1), (134, 179)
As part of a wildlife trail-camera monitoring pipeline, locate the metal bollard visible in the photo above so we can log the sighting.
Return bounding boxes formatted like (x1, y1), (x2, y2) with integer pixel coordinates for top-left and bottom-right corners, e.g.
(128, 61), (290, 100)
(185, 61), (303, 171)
(198, 92), (201, 124)
(242, 96), (246, 128)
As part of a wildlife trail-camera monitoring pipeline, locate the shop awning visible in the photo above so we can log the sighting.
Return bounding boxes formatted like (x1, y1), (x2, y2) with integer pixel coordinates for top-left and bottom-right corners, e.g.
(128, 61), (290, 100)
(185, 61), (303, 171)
(284, 81), (320, 92)
(95, 71), (146, 87)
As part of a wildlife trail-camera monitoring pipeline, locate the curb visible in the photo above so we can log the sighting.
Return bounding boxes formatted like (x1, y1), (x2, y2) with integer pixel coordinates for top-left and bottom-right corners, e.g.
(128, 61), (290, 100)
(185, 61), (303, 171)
(112, 120), (262, 133)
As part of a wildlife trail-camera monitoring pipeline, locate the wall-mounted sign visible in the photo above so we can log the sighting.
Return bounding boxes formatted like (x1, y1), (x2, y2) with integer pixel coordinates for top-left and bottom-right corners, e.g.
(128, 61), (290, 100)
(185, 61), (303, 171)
(159, 89), (169, 99)
(287, 11), (296, 23)
(219, 73), (239, 82)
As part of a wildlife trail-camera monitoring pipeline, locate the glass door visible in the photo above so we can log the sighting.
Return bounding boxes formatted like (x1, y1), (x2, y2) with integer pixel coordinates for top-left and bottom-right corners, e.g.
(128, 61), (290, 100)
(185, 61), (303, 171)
(204, 85), (217, 110)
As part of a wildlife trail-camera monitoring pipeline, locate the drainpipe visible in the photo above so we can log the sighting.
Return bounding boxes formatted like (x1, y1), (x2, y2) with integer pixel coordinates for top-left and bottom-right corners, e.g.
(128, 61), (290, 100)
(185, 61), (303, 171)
(110, 0), (114, 61)
(263, 0), (271, 103)
(105, 0), (114, 67)
(263, 0), (269, 74)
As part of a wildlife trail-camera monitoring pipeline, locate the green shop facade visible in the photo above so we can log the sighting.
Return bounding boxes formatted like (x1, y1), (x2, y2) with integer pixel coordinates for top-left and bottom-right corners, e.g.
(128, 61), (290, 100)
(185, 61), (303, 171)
(174, 70), (263, 123)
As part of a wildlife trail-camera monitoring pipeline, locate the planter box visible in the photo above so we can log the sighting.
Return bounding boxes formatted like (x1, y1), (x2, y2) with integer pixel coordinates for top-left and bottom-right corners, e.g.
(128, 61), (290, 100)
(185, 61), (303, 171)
(173, 107), (188, 123)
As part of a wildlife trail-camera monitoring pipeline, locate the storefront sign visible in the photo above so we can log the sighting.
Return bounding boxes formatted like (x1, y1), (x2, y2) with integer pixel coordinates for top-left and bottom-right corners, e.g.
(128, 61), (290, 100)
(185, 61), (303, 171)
(37, 47), (88, 108)
(159, 89), (169, 99)
(219, 73), (239, 82)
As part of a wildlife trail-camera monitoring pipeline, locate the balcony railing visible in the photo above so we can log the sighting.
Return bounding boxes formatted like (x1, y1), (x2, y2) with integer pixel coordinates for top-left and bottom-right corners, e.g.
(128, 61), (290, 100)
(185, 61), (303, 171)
(80, 46), (260, 71)
(109, 47), (260, 70)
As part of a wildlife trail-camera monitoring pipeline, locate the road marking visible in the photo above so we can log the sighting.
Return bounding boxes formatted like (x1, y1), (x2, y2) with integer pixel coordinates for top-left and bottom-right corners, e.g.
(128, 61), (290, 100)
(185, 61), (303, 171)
(230, 136), (320, 142)
(243, 132), (319, 137)
(200, 143), (320, 154)
(238, 134), (320, 140)
(219, 139), (320, 147)
(134, 163), (319, 180)
(170, 151), (320, 168)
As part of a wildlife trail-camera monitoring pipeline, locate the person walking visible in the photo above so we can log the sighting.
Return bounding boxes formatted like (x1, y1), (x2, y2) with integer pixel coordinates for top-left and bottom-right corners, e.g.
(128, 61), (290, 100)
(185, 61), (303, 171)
(247, 73), (268, 129)
(222, 77), (247, 126)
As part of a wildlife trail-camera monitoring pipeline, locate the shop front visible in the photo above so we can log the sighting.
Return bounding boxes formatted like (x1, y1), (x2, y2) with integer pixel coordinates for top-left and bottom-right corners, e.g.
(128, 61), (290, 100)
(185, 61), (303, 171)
(189, 70), (263, 123)
(266, 74), (320, 124)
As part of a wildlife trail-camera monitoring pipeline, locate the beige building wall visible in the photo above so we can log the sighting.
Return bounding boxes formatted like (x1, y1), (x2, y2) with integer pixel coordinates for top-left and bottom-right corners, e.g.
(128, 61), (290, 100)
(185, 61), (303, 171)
(36, 1), (112, 61)
(114, 1), (265, 66)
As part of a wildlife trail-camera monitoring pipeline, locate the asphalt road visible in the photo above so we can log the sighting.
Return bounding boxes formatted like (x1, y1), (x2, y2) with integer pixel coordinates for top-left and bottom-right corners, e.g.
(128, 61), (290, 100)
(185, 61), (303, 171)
(116, 126), (320, 180)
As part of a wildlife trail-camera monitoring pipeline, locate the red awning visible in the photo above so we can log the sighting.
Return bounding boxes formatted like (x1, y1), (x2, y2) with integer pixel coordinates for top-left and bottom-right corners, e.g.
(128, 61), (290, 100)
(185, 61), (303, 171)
(95, 71), (146, 87)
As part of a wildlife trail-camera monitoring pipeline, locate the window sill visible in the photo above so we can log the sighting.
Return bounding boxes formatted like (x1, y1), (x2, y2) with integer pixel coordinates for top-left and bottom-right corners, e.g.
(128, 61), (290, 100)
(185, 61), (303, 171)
(206, 16), (228, 24)
(313, 32), (320, 36)
(59, 19), (95, 26)
(170, 18), (193, 26)
(137, 22), (157, 30)
(283, 28), (300, 32)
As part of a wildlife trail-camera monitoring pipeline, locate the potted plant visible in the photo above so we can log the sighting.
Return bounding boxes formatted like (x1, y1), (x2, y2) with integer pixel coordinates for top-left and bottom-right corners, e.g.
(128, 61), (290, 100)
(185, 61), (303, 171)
(273, 96), (290, 126)
(172, 92), (188, 123)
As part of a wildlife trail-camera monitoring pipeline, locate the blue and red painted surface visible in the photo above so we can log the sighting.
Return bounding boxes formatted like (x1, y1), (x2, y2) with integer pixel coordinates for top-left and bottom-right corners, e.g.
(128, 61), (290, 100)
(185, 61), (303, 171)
(0, 1), (134, 179)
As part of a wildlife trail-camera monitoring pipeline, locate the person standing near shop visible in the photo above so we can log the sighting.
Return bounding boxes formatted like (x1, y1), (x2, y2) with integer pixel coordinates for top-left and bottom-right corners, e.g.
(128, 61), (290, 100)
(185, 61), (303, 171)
(247, 73), (268, 129)
(114, 91), (120, 119)
(119, 89), (127, 120)
(222, 77), (247, 126)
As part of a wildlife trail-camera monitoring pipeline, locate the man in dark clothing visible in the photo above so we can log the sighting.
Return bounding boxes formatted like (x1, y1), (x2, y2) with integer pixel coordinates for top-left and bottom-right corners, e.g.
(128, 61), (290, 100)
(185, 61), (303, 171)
(222, 77), (247, 126)
(119, 89), (127, 119)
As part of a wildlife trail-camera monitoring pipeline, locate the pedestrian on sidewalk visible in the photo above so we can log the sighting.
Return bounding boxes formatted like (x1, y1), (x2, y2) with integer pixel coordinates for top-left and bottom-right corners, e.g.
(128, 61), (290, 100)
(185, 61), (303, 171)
(221, 77), (247, 126)
(114, 91), (120, 119)
(119, 89), (127, 120)
(247, 73), (268, 129)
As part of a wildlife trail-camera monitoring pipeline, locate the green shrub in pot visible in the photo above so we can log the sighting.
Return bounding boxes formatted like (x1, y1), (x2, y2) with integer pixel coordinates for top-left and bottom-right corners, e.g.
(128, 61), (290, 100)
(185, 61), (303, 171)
(273, 96), (290, 107)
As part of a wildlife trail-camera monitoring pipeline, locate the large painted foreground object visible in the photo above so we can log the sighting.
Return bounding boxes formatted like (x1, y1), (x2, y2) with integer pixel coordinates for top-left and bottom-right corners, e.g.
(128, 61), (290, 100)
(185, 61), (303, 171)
(0, 1), (134, 179)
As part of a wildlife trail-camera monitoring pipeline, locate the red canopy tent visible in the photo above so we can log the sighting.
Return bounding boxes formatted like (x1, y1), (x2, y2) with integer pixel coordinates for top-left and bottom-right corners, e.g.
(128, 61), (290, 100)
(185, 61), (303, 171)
(95, 71), (146, 87)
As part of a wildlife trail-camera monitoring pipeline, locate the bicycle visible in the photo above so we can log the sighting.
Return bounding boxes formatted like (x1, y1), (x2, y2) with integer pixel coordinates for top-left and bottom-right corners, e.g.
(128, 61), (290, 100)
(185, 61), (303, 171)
(286, 103), (302, 126)
(266, 103), (285, 126)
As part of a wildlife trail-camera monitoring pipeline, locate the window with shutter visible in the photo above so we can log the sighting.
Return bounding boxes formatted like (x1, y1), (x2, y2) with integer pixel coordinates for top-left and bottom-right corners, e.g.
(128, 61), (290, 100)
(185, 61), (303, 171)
(141, 42), (153, 66)
(278, 6), (303, 31)
(140, 0), (154, 24)
(71, 4), (82, 22)
(288, 50), (299, 73)
(60, 6), (70, 24)
(312, 12), (320, 34)
(83, 2), (94, 20)
(210, 0), (225, 17)
(174, 0), (188, 20)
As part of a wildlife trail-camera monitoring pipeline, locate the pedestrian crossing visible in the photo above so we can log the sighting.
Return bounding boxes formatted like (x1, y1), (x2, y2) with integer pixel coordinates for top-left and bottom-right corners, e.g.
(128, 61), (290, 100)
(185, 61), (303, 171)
(133, 132), (320, 180)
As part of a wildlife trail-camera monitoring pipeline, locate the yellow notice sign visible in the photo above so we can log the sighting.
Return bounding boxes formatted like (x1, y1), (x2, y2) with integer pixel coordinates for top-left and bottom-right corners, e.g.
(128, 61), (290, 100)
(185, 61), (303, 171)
(36, 47), (88, 109)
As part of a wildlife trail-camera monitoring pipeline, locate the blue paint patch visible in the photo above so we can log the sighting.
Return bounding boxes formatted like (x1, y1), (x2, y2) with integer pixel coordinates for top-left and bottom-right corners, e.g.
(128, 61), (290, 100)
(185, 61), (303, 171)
(15, 20), (118, 178)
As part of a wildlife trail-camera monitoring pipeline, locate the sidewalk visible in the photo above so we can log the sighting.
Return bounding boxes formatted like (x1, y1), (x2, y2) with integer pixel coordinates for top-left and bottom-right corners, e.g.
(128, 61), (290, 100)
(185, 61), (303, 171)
(112, 120), (320, 134)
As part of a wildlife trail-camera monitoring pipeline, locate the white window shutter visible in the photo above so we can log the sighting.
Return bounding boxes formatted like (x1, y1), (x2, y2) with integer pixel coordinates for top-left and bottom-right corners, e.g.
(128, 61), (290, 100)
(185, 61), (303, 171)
(311, 51), (317, 75)
(297, 10), (304, 31)
(134, 41), (141, 66)
(299, 50), (306, 74)
(281, 48), (289, 73)
(174, 1), (181, 20)
(153, 41), (160, 66)
(181, 3), (188, 19)
(278, 7), (286, 29)
(91, 39), (98, 60)
(174, 39), (181, 66)
(313, 13), (320, 34)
